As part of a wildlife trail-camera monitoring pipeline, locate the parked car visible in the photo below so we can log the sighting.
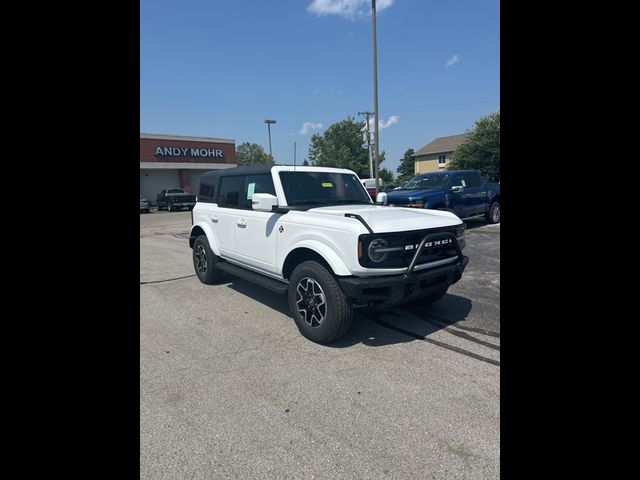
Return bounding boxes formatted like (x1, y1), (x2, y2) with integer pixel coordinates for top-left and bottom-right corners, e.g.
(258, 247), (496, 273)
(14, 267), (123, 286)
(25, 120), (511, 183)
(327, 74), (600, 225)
(189, 165), (468, 344)
(361, 178), (388, 200)
(156, 188), (197, 212)
(140, 195), (151, 213)
(380, 170), (500, 224)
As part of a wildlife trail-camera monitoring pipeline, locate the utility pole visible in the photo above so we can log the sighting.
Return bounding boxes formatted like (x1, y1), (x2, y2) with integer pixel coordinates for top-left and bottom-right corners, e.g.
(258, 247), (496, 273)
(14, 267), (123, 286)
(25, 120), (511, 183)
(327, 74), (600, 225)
(358, 111), (374, 178)
(371, 0), (380, 191)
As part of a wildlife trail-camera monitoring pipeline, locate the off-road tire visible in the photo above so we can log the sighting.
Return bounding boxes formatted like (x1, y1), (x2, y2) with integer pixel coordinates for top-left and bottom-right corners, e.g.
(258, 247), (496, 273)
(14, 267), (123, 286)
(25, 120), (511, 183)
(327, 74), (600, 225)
(192, 235), (224, 284)
(288, 261), (353, 344)
(485, 201), (500, 224)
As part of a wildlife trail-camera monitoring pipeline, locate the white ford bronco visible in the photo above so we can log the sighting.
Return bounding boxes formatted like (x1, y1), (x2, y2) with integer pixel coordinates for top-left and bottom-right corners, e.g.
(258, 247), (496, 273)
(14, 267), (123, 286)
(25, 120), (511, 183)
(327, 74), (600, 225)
(189, 165), (468, 343)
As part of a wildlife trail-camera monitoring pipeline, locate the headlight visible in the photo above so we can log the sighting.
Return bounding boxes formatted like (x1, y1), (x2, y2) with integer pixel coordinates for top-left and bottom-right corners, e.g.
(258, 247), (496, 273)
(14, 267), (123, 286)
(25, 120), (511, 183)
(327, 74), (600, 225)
(455, 223), (466, 238)
(368, 238), (389, 263)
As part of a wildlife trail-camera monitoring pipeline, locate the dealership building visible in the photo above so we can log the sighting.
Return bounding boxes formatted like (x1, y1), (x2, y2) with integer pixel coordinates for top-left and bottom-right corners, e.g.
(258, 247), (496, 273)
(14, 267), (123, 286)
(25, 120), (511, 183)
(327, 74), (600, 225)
(140, 133), (237, 203)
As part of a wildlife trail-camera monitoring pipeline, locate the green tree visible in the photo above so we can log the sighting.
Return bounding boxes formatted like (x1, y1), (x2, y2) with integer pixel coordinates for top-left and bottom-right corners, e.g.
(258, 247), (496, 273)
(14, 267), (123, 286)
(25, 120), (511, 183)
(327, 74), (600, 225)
(396, 148), (415, 182)
(308, 117), (386, 178)
(302, 159), (309, 166)
(379, 167), (394, 184)
(236, 142), (274, 166)
(447, 111), (500, 181)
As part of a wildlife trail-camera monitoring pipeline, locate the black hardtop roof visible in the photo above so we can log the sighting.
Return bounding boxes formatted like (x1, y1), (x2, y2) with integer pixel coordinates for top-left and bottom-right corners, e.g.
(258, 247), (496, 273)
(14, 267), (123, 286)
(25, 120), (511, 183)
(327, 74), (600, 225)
(200, 165), (272, 181)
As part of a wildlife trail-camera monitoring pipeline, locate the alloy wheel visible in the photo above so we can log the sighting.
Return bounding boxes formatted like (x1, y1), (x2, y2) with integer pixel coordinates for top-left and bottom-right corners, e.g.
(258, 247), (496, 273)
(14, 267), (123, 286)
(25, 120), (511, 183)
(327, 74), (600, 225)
(295, 277), (327, 328)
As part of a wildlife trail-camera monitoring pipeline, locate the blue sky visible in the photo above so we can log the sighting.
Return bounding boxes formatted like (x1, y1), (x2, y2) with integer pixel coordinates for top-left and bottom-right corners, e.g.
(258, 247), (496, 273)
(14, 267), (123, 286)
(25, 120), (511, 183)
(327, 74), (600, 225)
(140, 0), (499, 175)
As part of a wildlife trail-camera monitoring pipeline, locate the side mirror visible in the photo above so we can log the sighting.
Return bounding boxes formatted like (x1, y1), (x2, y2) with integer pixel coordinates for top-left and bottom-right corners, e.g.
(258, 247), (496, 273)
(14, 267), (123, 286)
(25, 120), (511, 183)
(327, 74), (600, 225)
(451, 185), (464, 193)
(376, 192), (388, 205)
(251, 193), (279, 212)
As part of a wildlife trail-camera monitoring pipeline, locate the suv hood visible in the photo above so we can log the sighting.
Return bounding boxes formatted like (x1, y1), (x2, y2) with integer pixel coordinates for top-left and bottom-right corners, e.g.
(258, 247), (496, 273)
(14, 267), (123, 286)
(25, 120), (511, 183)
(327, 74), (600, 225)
(308, 204), (460, 233)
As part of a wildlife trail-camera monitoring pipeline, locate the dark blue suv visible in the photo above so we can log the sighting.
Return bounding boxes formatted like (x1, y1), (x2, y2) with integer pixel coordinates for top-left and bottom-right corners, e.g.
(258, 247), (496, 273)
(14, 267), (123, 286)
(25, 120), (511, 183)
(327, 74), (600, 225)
(384, 170), (500, 223)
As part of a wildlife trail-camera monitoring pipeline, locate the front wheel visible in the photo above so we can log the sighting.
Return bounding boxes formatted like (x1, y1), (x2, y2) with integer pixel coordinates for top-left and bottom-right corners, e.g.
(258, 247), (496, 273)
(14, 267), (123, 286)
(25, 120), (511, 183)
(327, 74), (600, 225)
(288, 261), (353, 344)
(192, 235), (224, 284)
(485, 201), (500, 224)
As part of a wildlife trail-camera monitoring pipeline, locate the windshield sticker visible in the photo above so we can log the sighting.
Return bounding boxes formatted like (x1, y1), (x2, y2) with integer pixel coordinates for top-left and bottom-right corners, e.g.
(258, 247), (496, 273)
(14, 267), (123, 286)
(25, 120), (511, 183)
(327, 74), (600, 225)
(247, 182), (256, 199)
(321, 182), (334, 187)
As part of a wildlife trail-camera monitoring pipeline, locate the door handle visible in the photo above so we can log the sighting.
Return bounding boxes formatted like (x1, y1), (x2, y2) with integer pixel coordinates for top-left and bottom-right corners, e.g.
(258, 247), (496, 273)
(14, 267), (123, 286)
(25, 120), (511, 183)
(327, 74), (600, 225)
(237, 219), (247, 227)
(211, 215), (219, 223)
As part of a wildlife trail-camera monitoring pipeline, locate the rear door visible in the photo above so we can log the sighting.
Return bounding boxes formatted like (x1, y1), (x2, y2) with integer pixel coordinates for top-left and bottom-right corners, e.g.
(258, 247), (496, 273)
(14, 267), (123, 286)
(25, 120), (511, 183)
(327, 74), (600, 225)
(216, 175), (245, 258)
(233, 173), (280, 274)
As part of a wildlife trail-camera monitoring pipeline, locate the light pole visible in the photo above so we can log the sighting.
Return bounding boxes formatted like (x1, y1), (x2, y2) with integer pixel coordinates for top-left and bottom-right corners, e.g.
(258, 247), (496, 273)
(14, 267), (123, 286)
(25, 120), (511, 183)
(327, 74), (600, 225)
(371, 0), (380, 191)
(264, 119), (276, 160)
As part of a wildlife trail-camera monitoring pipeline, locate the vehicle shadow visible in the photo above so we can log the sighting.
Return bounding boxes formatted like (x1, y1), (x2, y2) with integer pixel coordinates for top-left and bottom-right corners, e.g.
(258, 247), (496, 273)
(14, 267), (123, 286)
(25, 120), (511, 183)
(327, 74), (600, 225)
(224, 277), (473, 348)
(463, 217), (492, 230)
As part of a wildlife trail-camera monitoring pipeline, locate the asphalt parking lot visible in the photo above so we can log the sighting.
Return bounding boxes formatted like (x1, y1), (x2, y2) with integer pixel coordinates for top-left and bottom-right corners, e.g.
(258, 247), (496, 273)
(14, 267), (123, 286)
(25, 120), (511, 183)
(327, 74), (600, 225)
(140, 210), (500, 479)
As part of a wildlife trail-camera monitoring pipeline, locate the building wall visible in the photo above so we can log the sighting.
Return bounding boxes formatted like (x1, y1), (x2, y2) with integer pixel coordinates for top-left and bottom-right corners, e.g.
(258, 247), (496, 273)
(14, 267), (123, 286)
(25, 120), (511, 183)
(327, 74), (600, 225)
(140, 170), (180, 203)
(140, 135), (236, 201)
(140, 137), (236, 165)
(415, 153), (452, 174)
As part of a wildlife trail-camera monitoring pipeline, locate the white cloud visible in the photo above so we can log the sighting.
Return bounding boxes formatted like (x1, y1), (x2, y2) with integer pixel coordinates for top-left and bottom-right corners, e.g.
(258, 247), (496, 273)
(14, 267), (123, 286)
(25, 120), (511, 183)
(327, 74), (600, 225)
(307, 0), (395, 20)
(362, 115), (399, 140)
(446, 54), (459, 67)
(380, 115), (399, 129)
(299, 122), (323, 135)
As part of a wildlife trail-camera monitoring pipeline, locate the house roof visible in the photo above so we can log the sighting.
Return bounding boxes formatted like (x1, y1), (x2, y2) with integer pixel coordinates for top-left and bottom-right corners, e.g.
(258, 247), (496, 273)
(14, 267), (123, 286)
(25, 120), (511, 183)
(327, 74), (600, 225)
(414, 134), (467, 156)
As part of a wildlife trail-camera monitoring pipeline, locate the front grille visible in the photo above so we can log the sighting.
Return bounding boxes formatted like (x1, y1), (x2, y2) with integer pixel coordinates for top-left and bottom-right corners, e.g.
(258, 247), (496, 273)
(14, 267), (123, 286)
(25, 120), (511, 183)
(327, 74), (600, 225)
(359, 226), (462, 269)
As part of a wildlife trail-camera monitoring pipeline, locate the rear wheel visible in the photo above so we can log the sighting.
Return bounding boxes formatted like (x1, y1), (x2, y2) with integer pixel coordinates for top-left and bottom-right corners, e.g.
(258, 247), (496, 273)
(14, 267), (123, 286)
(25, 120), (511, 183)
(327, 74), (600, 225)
(288, 261), (353, 344)
(192, 235), (224, 284)
(485, 201), (500, 224)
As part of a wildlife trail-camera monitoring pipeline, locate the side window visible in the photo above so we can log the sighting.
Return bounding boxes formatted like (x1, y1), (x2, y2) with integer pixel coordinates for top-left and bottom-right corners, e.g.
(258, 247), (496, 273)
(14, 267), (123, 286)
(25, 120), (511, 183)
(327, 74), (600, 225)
(159, 190), (166, 197)
(218, 176), (244, 209)
(450, 176), (464, 187)
(198, 180), (216, 203)
(463, 173), (481, 187)
(245, 174), (276, 209)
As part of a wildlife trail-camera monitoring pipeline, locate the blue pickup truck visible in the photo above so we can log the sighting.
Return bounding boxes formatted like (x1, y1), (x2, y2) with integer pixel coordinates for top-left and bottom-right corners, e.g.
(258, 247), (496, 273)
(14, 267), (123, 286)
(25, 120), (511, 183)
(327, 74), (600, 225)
(382, 170), (500, 223)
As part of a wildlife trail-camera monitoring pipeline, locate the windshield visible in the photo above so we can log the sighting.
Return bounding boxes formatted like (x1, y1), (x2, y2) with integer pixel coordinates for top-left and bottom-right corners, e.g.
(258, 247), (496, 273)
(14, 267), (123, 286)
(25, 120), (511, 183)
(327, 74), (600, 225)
(279, 171), (372, 206)
(401, 173), (449, 190)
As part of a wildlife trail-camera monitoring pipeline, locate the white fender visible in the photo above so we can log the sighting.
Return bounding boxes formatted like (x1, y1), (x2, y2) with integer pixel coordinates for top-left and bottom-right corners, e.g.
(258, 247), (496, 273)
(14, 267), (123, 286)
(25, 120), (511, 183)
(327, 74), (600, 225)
(283, 239), (352, 276)
(190, 222), (221, 256)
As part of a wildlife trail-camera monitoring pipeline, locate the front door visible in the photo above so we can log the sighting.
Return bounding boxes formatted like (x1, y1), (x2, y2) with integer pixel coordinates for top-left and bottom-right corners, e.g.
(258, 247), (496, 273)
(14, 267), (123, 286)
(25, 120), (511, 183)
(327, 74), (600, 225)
(233, 173), (280, 274)
(448, 175), (467, 217)
(461, 172), (488, 216)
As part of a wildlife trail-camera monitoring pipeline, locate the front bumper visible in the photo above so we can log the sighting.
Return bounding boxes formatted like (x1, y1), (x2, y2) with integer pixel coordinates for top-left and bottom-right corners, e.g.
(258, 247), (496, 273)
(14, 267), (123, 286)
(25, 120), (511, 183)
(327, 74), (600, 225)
(338, 256), (468, 309)
(340, 230), (468, 309)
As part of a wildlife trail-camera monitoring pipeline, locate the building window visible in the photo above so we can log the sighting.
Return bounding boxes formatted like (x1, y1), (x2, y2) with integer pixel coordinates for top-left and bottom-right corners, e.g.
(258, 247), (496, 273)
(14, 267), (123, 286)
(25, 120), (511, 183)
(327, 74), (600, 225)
(438, 155), (447, 167)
